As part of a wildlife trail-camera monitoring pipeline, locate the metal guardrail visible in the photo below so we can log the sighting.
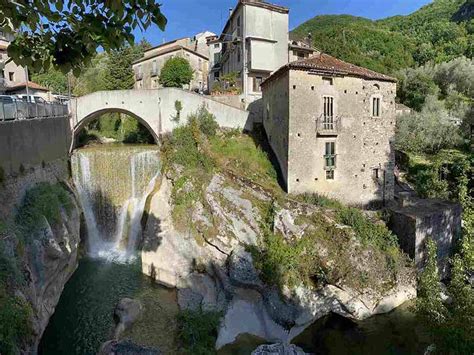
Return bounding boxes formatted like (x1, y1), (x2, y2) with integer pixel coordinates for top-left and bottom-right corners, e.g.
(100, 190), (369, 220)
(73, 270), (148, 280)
(0, 101), (69, 121)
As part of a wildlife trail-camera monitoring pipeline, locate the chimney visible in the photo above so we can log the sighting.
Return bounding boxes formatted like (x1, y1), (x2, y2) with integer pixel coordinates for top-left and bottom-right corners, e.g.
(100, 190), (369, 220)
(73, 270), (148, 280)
(229, 7), (233, 17)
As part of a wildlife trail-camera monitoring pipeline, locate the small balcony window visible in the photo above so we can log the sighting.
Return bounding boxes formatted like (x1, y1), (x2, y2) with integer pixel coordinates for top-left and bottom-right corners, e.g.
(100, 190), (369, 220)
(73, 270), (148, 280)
(323, 96), (334, 129)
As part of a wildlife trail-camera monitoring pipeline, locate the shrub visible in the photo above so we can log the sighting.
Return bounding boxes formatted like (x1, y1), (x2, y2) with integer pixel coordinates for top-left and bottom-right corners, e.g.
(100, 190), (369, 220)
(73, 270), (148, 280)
(396, 67), (437, 111)
(395, 96), (463, 154)
(159, 57), (194, 88)
(177, 309), (221, 355)
(0, 289), (33, 355)
(336, 207), (399, 251)
(15, 183), (72, 239)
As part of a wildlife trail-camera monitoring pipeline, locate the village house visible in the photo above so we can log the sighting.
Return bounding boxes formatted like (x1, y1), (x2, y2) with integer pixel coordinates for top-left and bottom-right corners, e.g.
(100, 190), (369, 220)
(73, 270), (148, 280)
(0, 29), (27, 90)
(132, 33), (213, 92)
(214, 0), (289, 106)
(262, 53), (398, 206)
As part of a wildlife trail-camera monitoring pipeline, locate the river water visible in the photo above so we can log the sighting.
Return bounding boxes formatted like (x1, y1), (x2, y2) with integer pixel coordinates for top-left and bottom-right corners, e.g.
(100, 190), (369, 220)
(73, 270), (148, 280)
(39, 144), (429, 354)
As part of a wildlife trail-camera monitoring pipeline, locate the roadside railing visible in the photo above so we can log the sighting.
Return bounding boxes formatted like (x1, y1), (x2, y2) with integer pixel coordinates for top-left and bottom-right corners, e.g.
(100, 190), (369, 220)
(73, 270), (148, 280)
(0, 101), (69, 122)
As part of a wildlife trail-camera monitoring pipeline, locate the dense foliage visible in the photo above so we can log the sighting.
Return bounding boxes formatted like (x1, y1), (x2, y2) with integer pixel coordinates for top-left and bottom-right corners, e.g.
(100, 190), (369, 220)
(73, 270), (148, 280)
(396, 57), (473, 154)
(177, 309), (221, 355)
(159, 57), (194, 88)
(416, 238), (474, 353)
(292, 0), (473, 73)
(0, 0), (166, 74)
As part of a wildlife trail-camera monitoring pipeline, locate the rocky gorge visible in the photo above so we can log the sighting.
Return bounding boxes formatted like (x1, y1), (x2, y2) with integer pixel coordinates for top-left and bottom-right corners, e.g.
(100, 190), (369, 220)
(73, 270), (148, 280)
(1, 122), (421, 354)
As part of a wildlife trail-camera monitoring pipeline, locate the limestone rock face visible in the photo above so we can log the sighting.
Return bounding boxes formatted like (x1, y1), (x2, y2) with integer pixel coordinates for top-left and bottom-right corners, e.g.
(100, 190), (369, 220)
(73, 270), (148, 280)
(251, 343), (308, 355)
(21, 192), (82, 350)
(142, 172), (417, 350)
(114, 298), (143, 338)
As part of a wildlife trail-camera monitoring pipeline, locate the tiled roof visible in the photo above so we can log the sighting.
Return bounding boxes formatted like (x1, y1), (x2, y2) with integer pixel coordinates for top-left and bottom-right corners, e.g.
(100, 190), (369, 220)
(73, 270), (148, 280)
(263, 53), (397, 86)
(133, 44), (208, 65)
(5, 81), (49, 92)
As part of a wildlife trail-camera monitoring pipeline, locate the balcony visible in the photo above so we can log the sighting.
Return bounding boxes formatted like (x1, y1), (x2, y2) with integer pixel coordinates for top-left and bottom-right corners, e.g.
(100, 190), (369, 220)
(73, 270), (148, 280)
(150, 69), (158, 77)
(316, 115), (342, 136)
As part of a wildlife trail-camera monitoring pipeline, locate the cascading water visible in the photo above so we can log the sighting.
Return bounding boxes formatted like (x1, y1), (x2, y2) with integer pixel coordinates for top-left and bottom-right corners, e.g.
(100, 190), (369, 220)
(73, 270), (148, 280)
(71, 145), (160, 262)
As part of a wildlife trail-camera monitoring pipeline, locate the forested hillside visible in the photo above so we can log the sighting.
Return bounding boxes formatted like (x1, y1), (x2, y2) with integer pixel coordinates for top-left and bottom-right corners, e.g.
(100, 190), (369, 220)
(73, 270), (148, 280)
(292, 0), (473, 74)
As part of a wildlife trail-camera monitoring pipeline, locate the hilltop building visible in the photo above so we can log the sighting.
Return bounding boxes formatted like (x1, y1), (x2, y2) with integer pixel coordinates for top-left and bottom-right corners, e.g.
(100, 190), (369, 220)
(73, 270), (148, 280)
(132, 33), (214, 92)
(262, 53), (397, 205)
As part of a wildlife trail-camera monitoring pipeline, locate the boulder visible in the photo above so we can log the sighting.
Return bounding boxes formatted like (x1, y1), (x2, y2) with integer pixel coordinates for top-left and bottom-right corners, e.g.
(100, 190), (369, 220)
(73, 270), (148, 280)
(251, 343), (308, 355)
(177, 272), (226, 312)
(228, 247), (264, 290)
(99, 340), (161, 355)
(114, 298), (142, 338)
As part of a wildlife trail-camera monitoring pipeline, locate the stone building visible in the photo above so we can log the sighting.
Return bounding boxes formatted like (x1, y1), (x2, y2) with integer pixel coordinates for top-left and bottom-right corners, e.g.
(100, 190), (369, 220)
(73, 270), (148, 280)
(216, 0), (290, 106)
(262, 53), (398, 205)
(0, 28), (27, 90)
(132, 34), (212, 92)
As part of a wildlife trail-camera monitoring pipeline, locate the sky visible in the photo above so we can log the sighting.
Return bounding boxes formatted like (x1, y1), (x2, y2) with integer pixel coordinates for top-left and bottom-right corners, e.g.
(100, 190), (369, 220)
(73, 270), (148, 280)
(133, 0), (433, 46)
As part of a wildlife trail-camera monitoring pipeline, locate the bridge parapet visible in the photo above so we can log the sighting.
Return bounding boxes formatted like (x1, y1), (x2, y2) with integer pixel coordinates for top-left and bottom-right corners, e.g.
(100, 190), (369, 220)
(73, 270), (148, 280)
(70, 88), (252, 141)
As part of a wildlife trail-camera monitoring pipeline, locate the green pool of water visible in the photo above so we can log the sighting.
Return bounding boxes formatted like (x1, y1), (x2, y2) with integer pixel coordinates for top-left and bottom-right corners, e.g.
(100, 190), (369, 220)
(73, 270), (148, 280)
(38, 257), (163, 355)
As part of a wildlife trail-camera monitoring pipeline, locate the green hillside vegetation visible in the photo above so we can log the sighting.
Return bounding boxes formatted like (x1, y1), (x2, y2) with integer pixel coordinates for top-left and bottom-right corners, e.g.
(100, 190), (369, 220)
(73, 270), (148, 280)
(292, 15), (416, 74)
(292, 0), (473, 74)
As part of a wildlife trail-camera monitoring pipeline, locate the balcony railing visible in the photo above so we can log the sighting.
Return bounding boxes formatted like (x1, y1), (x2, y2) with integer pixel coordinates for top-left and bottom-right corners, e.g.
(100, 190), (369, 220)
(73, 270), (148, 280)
(316, 114), (342, 136)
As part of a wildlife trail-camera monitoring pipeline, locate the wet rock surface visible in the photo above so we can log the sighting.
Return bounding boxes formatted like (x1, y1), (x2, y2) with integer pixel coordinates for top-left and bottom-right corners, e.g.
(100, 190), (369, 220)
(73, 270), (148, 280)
(99, 340), (161, 355)
(114, 298), (143, 338)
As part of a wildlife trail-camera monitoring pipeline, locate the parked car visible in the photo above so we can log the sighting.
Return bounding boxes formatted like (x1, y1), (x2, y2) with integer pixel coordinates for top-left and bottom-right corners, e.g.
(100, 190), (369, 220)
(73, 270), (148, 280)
(17, 94), (48, 104)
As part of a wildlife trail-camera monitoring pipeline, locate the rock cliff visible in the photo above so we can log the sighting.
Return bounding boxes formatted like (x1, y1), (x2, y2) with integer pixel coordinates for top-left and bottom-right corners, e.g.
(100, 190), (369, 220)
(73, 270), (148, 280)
(141, 167), (416, 350)
(0, 182), (81, 353)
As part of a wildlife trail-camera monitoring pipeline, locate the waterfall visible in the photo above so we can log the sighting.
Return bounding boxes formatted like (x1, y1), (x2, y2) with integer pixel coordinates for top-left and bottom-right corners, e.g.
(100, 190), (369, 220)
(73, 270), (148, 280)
(71, 145), (160, 262)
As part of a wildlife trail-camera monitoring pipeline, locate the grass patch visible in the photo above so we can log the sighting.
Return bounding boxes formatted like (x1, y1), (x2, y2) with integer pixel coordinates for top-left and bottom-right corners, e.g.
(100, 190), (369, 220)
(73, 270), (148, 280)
(177, 309), (222, 355)
(15, 183), (72, 240)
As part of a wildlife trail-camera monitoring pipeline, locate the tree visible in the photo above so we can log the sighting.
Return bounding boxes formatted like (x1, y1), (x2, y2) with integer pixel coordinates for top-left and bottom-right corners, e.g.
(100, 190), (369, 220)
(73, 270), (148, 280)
(159, 57), (194, 88)
(396, 68), (438, 111)
(0, 0), (166, 74)
(31, 68), (69, 94)
(103, 40), (151, 90)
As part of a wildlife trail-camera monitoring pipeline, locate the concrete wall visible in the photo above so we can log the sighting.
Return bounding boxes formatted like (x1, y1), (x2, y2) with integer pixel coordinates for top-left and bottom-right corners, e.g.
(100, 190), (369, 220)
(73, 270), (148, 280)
(70, 88), (252, 144)
(262, 69), (397, 205)
(389, 199), (462, 276)
(0, 116), (72, 176)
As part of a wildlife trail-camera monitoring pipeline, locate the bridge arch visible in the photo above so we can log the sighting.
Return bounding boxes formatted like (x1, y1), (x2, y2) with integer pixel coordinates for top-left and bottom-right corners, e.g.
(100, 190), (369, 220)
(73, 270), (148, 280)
(72, 108), (160, 149)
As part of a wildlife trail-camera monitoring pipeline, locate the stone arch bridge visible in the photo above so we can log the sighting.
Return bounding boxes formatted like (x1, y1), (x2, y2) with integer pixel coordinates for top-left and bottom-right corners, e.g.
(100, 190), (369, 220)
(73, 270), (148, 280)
(70, 88), (252, 147)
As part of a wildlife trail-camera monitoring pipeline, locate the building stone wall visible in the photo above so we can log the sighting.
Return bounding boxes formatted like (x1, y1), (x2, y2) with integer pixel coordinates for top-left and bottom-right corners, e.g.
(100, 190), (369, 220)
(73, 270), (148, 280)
(287, 71), (396, 205)
(262, 70), (289, 183)
(133, 47), (209, 92)
(263, 69), (397, 205)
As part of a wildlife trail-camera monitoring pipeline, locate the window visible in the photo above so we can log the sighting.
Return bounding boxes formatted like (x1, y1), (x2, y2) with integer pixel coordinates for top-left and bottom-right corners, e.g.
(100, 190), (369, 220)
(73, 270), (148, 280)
(322, 77), (333, 85)
(151, 60), (157, 76)
(253, 76), (263, 92)
(214, 43), (220, 49)
(323, 96), (334, 129)
(8, 72), (14, 81)
(372, 97), (381, 117)
(324, 142), (336, 180)
(237, 16), (241, 37)
(297, 51), (305, 60)
(237, 47), (241, 63)
(214, 72), (220, 79)
(373, 168), (380, 180)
